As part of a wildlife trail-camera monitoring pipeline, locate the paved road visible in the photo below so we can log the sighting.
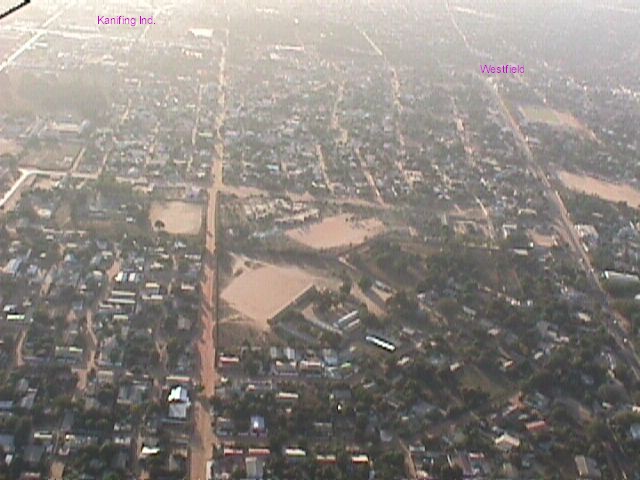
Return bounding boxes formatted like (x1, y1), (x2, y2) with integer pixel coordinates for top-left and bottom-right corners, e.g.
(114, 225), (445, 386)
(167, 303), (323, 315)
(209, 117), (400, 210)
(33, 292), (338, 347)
(0, 169), (35, 209)
(0, 168), (90, 210)
(0, 0), (76, 73)
(0, 166), (139, 211)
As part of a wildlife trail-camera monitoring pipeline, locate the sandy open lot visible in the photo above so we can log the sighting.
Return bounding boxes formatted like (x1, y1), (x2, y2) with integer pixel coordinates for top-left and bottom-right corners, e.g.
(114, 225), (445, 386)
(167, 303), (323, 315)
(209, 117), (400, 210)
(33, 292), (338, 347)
(221, 259), (316, 329)
(286, 213), (384, 249)
(520, 105), (565, 126)
(149, 201), (203, 235)
(529, 230), (557, 248)
(520, 105), (597, 140)
(0, 139), (21, 156)
(558, 170), (640, 209)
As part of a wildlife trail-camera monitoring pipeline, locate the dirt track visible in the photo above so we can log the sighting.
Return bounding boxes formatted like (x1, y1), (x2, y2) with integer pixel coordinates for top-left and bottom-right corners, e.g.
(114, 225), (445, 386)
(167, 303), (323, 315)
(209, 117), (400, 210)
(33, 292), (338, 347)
(190, 26), (227, 480)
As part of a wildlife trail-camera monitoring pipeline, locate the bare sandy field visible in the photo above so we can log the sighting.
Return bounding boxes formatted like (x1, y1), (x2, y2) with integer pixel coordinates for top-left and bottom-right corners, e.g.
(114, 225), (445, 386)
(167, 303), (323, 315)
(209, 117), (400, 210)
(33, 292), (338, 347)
(286, 213), (384, 249)
(558, 170), (640, 209)
(149, 201), (203, 235)
(520, 105), (564, 126)
(529, 230), (557, 248)
(221, 259), (315, 329)
(520, 105), (597, 140)
(218, 317), (268, 348)
(0, 139), (21, 156)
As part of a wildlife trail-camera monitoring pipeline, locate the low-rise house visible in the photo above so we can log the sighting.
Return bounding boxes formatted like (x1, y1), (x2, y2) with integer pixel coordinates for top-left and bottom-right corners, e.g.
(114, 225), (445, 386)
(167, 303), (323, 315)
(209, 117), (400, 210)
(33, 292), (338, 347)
(495, 433), (520, 452)
(284, 447), (306, 463)
(250, 415), (267, 436)
(454, 452), (491, 478)
(246, 456), (265, 480)
(298, 359), (323, 376)
(0, 434), (15, 454)
(167, 386), (191, 421)
(525, 419), (549, 435)
(215, 417), (234, 437)
(575, 455), (601, 479)
(273, 360), (297, 376)
(275, 391), (299, 404)
(23, 445), (45, 467)
(219, 355), (241, 370)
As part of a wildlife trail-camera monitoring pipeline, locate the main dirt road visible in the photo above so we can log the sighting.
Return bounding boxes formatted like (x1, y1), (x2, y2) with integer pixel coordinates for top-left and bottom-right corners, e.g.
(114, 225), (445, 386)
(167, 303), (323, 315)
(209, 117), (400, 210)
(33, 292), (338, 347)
(190, 26), (228, 480)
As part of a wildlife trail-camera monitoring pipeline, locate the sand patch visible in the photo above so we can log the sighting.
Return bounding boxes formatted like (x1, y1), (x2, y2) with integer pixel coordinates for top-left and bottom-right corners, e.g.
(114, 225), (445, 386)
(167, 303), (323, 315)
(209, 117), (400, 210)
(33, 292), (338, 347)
(221, 261), (315, 328)
(558, 170), (640, 209)
(0, 139), (21, 156)
(529, 230), (557, 248)
(286, 214), (384, 249)
(149, 201), (203, 235)
(520, 105), (565, 126)
(520, 105), (597, 140)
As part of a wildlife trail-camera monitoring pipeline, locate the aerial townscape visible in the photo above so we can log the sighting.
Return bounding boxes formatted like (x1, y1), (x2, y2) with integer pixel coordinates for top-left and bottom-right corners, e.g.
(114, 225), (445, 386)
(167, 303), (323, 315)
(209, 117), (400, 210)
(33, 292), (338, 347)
(0, 0), (639, 479)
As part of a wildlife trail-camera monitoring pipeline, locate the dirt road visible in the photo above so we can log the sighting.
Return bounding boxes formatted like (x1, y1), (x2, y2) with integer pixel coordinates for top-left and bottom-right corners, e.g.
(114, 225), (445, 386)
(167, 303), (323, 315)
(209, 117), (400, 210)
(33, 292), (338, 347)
(190, 26), (227, 480)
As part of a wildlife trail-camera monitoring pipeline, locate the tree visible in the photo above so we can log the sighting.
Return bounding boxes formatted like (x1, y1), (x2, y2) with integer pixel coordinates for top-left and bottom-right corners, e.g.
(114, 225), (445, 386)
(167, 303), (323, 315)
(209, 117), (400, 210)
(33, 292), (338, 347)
(437, 464), (463, 480)
(316, 290), (333, 313)
(339, 278), (352, 299)
(0, 153), (18, 174)
(360, 308), (382, 329)
(231, 468), (247, 479)
(587, 420), (609, 445)
(375, 451), (404, 479)
(436, 297), (460, 318)
(13, 417), (31, 448)
(614, 363), (632, 386)
(358, 276), (373, 292)
(387, 290), (419, 322)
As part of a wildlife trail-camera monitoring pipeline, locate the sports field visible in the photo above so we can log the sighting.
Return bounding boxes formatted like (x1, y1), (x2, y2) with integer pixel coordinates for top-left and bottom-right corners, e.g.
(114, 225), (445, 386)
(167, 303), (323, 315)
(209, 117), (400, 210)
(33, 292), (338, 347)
(558, 170), (640, 209)
(149, 201), (203, 235)
(520, 105), (564, 126)
(286, 214), (385, 249)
